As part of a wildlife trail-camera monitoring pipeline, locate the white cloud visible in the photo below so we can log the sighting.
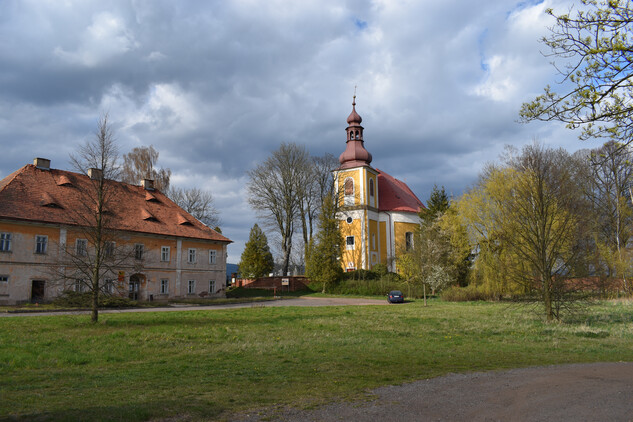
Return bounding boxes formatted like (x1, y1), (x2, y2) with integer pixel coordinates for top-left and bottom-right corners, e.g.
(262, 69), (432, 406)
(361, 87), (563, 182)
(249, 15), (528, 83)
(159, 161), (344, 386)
(54, 12), (137, 67)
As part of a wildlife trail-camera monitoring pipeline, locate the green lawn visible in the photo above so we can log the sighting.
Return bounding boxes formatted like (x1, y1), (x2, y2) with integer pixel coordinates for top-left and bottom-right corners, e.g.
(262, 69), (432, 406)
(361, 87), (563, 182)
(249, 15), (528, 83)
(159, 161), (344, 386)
(2, 299), (633, 421)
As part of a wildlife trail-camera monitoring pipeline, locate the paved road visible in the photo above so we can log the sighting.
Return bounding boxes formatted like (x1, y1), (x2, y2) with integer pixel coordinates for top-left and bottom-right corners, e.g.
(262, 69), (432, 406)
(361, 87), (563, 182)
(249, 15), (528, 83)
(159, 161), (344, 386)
(237, 362), (633, 421)
(0, 296), (388, 317)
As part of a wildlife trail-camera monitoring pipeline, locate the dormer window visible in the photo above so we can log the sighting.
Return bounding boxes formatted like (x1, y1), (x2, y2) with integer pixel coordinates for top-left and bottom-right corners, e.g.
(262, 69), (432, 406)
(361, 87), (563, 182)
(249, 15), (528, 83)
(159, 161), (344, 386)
(41, 192), (62, 208)
(141, 209), (158, 222)
(55, 175), (73, 186)
(145, 191), (160, 202)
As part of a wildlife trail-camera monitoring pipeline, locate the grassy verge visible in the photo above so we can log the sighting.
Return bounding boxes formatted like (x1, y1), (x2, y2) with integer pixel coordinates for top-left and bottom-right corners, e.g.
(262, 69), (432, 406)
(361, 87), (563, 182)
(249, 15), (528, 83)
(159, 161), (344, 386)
(1, 300), (633, 421)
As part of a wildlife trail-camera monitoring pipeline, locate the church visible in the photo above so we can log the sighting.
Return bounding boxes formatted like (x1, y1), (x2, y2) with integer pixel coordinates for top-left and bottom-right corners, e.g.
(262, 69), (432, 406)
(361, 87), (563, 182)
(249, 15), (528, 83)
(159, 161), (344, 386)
(335, 98), (424, 272)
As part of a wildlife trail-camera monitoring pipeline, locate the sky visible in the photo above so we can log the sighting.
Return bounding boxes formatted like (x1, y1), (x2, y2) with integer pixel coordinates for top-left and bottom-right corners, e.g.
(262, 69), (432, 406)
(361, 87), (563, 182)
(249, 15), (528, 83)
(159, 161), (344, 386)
(0, 0), (597, 264)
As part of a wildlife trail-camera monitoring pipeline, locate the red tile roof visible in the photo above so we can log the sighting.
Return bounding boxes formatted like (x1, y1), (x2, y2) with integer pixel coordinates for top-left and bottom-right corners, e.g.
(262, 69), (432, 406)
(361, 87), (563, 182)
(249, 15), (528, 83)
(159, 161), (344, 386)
(376, 169), (425, 213)
(0, 164), (231, 243)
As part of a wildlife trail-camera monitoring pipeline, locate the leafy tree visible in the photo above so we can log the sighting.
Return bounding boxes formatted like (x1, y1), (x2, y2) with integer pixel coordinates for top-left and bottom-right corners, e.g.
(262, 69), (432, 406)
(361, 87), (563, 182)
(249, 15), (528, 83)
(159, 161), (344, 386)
(520, 0), (633, 142)
(456, 144), (590, 321)
(120, 145), (171, 191)
(305, 194), (343, 292)
(239, 224), (274, 278)
(246, 143), (311, 275)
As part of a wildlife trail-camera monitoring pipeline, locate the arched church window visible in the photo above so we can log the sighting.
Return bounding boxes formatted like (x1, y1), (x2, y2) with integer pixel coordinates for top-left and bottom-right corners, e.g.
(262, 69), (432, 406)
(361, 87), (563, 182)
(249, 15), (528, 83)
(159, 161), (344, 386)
(369, 178), (374, 197)
(355, 130), (359, 139)
(344, 178), (354, 196)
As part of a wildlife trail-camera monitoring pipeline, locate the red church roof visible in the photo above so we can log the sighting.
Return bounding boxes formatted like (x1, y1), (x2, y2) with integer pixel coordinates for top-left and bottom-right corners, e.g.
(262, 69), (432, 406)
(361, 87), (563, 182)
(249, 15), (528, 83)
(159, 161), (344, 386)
(377, 169), (424, 213)
(0, 164), (231, 243)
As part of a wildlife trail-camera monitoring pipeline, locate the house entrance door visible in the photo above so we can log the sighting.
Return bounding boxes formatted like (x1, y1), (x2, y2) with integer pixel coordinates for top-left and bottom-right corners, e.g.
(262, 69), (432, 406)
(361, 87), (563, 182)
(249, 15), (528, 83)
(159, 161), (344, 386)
(31, 280), (45, 303)
(128, 274), (145, 300)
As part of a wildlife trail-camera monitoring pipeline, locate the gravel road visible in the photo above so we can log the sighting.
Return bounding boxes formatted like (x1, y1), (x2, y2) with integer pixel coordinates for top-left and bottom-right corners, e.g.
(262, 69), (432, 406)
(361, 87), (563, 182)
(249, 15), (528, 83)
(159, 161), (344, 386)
(236, 362), (633, 421)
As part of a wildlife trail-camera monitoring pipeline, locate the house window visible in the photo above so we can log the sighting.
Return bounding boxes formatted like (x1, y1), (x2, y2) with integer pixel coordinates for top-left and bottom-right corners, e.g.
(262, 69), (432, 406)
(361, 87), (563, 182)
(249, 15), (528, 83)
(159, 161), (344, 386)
(104, 241), (115, 258)
(188, 280), (195, 294)
(160, 279), (169, 294)
(0, 233), (12, 252)
(188, 248), (196, 263)
(209, 280), (215, 293)
(209, 250), (217, 264)
(161, 246), (170, 262)
(76, 239), (87, 256)
(406, 232), (414, 251)
(104, 279), (114, 294)
(0, 276), (8, 283)
(75, 279), (85, 293)
(135, 244), (144, 260)
(35, 235), (47, 254)
(346, 236), (355, 250)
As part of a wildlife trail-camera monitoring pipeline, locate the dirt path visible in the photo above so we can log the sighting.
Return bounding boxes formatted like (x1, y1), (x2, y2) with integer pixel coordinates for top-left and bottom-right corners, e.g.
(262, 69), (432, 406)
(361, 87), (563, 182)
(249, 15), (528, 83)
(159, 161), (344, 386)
(0, 296), (388, 317)
(237, 362), (633, 421)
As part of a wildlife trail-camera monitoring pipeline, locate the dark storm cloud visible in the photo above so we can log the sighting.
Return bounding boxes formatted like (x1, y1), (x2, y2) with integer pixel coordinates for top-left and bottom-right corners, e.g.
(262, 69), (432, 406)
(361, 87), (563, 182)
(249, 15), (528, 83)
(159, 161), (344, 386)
(0, 0), (586, 262)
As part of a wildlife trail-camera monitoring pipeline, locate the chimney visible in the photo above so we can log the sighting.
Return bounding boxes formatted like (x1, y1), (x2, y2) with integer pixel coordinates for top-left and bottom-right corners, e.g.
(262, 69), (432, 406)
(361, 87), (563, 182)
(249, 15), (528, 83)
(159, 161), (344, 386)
(88, 168), (103, 180)
(142, 179), (155, 190)
(33, 158), (51, 170)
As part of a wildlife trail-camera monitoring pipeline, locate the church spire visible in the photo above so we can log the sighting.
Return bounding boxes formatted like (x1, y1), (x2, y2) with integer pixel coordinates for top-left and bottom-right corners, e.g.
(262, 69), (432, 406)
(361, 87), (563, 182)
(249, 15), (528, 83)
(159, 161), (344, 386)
(339, 93), (372, 169)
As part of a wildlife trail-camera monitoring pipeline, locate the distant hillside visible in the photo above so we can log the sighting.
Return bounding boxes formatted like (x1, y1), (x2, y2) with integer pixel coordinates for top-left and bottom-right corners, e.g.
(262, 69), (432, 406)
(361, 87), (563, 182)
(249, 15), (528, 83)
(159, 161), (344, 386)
(226, 263), (239, 278)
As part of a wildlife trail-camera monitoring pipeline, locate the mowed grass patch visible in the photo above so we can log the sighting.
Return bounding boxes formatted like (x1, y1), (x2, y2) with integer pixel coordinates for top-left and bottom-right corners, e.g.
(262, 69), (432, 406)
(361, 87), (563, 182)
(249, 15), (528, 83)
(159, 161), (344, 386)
(2, 300), (633, 421)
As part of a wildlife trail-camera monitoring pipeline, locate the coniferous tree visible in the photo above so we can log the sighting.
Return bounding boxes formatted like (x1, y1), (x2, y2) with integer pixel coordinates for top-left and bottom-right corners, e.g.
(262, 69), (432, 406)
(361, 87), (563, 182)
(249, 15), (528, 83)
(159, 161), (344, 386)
(419, 184), (449, 225)
(239, 224), (274, 278)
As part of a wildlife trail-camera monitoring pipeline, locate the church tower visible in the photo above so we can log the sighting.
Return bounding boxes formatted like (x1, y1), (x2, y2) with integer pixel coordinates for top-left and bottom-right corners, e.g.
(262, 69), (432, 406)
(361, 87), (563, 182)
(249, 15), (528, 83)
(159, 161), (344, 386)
(335, 96), (380, 271)
(334, 96), (425, 273)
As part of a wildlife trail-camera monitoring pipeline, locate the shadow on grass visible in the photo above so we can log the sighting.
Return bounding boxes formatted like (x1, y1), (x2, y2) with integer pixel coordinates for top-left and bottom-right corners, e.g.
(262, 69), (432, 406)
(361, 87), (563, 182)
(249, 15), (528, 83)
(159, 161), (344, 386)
(1, 399), (223, 422)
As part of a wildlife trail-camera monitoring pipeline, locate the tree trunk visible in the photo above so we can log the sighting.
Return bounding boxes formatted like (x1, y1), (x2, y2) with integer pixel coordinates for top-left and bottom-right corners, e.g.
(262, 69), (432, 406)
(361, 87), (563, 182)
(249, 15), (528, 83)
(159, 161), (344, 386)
(423, 284), (427, 307)
(91, 276), (99, 323)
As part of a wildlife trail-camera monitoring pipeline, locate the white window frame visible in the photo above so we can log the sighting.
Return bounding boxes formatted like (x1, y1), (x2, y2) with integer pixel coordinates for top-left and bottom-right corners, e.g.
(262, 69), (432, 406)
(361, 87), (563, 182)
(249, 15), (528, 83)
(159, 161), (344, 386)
(209, 250), (217, 265)
(161, 246), (171, 262)
(160, 279), (169, 294)
(0, 233), (12, 252)
(406, 232), (414, 251)
(188, 280), (195, 294)
(104, 241), (115, 258)
(104, 279), (114, 294)
(76, 239), (88, 256)
(209, 280), (215, 293)
(188, 248), (196, 264)
(35, 235), (48, 254)
(346, 236), (355, 250)
(135, 244), (144, 260)
(75, 279), (85, 293)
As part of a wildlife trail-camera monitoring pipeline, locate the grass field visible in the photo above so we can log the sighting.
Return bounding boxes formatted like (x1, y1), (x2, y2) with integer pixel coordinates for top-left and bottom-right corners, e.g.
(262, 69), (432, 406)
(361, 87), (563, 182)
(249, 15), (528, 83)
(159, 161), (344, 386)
(2, 299), (633, 421)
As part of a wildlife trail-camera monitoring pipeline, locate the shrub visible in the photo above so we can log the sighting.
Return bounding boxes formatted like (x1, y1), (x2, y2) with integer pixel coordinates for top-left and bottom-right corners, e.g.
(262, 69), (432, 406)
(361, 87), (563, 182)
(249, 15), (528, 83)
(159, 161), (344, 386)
(52, 291), (137, 308)
(440, 285), (495, 302)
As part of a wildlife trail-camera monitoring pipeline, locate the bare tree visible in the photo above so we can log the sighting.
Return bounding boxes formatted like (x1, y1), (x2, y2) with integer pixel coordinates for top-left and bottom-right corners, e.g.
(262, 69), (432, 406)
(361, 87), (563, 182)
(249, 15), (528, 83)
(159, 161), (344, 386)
(52, 114), (137, 323)
(120, 145), (171, 191)
(247, 143), (310, 276)
(584, 141), (633, 291)
(168, 186), (220, 228)
(297, 153), (339, 261)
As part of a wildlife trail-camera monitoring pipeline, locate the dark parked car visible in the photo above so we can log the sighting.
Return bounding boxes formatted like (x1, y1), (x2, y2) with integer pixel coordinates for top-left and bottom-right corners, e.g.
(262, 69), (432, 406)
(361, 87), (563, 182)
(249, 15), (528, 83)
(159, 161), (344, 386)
(388, 290), (404, 303)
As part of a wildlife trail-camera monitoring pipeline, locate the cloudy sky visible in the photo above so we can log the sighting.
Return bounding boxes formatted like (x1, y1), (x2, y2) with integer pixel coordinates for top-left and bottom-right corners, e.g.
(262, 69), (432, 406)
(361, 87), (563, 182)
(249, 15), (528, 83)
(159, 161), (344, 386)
(0, 0), (596, 263)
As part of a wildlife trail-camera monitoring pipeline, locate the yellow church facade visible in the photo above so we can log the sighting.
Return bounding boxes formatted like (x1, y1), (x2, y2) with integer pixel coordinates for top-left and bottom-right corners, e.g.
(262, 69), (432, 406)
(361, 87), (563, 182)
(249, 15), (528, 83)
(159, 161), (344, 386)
(334, 99), (424, 272)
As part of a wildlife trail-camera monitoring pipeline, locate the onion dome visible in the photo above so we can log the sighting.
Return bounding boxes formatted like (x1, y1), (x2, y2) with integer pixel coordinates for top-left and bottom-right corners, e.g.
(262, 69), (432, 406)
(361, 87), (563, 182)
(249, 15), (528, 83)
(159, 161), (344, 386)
(339, 96), (372, 169)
